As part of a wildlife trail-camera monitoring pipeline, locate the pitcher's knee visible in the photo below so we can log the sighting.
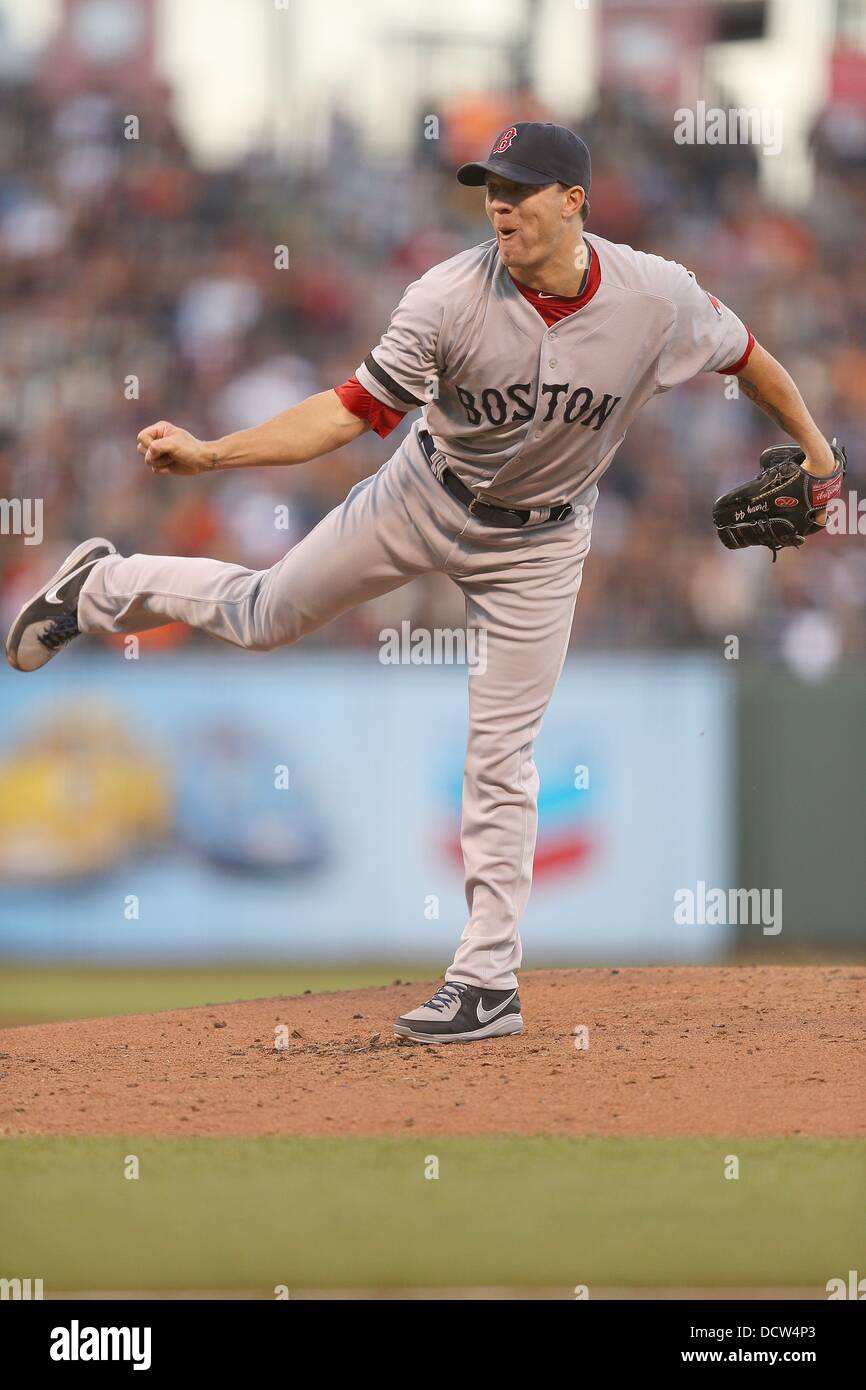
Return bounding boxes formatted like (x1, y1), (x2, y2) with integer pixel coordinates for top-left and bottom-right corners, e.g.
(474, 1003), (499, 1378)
(242, 611), (305, 652)
(241, 629), (284, 653)
(235, 561), (332, 651)
(242, 591), (316, 651)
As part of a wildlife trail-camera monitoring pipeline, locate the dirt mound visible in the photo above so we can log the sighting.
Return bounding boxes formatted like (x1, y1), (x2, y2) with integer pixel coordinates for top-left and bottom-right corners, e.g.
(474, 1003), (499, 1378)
(0, 966), (863, 1138)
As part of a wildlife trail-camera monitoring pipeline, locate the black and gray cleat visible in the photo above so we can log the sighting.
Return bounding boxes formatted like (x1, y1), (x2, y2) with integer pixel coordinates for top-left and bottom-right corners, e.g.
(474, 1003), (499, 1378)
(394, 980), (523, 1044)
(5, 537), (116, 672)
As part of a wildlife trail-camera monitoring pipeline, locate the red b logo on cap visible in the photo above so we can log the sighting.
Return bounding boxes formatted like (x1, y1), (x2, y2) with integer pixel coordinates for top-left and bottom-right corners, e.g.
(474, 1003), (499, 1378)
(492, 127), (517, 154)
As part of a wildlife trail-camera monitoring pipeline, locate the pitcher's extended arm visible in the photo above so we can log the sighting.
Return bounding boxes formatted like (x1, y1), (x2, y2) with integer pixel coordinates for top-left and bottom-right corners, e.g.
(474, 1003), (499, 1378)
(736, 343), (835, 480)
(137, 389), (370, 476)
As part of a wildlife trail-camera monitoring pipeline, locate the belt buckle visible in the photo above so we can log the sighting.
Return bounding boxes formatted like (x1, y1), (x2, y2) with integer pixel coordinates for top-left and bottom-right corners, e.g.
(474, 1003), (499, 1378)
(467, 494), (484, 518)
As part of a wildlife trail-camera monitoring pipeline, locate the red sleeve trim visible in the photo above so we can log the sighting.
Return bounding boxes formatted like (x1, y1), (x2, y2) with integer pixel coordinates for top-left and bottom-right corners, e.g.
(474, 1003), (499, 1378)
(334, 376), (407, 439)
(717, 329), (756, 376)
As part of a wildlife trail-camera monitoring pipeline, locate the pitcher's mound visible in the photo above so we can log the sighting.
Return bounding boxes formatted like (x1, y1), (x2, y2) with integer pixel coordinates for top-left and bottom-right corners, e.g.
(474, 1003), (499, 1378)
(1, 966), (863, 1138)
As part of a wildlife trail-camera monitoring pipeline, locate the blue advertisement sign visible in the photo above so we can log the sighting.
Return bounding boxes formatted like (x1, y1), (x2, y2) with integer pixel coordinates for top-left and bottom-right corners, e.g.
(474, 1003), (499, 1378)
(0, 653), (732, 962)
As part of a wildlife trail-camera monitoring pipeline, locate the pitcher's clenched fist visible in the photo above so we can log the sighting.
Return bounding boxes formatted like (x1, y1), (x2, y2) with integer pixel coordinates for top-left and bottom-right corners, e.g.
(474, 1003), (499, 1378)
(137, 421), (215, 475)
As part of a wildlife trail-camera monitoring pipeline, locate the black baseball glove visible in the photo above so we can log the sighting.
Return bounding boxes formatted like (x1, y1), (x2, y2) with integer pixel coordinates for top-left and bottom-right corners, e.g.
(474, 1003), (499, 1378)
(713, 442), (847, 560)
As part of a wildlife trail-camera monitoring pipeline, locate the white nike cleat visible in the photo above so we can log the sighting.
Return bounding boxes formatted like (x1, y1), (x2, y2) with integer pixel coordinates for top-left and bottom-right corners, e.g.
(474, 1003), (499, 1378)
(394, 981), (524, 1044)
(5, 537), (116, 672)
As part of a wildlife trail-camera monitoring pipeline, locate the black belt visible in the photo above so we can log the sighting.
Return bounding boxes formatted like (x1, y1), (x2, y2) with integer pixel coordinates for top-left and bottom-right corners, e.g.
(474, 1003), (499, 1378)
(418, 429), (572, 528)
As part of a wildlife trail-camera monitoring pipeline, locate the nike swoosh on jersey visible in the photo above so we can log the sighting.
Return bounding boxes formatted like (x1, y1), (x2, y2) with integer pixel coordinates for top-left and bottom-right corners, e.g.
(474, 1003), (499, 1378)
(476, 989), (518, 1024)
(45, 560), (100, 605)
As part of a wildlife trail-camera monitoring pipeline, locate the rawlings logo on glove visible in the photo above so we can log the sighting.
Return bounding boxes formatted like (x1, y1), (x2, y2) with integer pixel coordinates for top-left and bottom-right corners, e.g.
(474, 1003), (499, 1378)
(712, 442), (847, 561)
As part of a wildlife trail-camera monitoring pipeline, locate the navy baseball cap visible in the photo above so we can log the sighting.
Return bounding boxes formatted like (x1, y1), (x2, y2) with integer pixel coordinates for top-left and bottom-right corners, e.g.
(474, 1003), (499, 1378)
(457, 122), (591, 191)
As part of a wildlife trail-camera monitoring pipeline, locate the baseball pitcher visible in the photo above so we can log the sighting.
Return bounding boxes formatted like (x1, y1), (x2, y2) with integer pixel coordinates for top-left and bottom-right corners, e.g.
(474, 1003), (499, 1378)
(6, 123), (845, 1043)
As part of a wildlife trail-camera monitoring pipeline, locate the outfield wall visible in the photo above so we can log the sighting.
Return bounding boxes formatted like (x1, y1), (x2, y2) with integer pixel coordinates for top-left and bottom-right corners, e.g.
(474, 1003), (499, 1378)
(0, 653), (732, 963)
(735, 669), (866, 951)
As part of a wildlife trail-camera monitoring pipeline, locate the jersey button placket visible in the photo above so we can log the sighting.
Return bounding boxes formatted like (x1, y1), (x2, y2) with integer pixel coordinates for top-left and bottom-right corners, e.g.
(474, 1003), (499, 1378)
(536, 332), (556, 436)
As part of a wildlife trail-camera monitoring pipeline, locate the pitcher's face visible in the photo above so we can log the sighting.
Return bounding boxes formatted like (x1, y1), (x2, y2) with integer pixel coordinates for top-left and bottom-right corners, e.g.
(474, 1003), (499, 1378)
(485, 176), (581, 275)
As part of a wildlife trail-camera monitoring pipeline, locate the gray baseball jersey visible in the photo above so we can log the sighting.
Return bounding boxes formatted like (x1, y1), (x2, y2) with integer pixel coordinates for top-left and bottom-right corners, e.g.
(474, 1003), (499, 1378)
(355, 232), (752, 508)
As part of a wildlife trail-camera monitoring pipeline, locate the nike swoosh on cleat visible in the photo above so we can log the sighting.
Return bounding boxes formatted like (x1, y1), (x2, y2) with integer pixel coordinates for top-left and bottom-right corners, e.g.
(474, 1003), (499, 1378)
(476, 989), (518, 1024)
(44, 560), (101, 605)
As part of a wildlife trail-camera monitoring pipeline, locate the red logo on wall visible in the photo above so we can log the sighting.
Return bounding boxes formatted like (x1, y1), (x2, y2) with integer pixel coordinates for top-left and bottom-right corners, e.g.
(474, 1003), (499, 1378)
(492, 127), (517, 154)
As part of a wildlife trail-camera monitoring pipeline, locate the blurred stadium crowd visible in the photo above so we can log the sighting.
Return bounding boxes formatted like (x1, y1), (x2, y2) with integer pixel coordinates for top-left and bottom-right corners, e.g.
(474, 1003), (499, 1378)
(1, 79), (864, 665)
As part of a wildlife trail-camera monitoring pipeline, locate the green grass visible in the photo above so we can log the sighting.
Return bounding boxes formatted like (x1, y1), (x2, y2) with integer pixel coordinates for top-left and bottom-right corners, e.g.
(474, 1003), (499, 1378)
(0, 965), (434, 1027)
(0, 1137), (863, 1292)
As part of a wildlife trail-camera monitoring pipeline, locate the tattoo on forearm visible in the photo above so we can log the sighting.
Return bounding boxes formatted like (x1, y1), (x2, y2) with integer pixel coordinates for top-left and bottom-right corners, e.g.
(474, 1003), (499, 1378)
(738, 377), (797, 433)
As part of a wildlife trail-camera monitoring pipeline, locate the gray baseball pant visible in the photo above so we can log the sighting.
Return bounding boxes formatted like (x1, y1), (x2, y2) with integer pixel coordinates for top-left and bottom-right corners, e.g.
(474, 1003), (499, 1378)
(78, 429), (594, 990)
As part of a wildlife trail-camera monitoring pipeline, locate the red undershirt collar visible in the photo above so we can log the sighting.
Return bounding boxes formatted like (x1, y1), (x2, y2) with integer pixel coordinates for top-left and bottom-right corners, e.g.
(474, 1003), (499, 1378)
(508, 242), (601, 319)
